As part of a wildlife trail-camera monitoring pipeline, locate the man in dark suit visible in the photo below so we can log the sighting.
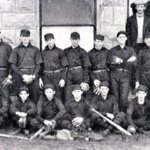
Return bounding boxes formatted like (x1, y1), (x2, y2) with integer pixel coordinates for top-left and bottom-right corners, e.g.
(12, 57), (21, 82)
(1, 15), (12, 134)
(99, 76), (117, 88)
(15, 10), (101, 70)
(126, 0), (150, 54)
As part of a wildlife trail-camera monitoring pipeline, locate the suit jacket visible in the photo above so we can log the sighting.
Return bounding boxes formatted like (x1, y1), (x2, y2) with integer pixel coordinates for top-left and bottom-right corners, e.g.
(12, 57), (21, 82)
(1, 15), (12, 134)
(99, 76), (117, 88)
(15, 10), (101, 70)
(126, 14), (150, 48)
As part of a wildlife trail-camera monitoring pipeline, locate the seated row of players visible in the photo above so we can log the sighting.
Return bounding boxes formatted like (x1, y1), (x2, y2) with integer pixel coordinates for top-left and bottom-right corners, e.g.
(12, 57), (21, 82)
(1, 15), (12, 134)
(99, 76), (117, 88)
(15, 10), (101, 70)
(1, 82), (150, 140)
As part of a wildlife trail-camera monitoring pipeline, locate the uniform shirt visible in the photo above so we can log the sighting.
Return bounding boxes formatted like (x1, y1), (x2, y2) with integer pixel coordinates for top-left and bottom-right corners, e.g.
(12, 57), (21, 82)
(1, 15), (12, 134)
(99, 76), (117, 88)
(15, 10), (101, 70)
(10, 98), (36, 117)
(136, 46), (150, 81)
(107, 45), (137, 71)
(64, 46), (90, 68)
(91, 94), (119, 118)
(65, 97), (90, 120)
(41, 45), (68, 79)
(127, 97), (150, 127)
(88, 47), (109, 70)
(0, 40), (12, 68)
(36, 94), (66, 123)
(8, 43), (43, 76)
(64, 46), (91, 83)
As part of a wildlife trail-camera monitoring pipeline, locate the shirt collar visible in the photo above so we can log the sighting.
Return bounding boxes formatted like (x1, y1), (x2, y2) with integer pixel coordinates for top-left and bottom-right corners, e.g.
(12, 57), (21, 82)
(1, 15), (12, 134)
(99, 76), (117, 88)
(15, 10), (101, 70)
(19, 42), (32, 48)
(44, 45), (56, 51)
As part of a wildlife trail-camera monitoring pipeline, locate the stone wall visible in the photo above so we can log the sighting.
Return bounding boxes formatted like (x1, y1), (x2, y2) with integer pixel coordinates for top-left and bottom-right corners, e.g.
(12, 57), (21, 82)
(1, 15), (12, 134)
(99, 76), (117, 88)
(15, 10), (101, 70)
(97, 0), (128, 49)
(0, 0), (39, 48)
(0, 0), (128, 49)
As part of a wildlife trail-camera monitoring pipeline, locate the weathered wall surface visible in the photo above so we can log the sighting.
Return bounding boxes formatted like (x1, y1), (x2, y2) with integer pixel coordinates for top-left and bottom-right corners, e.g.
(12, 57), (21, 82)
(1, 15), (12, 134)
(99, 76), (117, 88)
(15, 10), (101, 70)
(97, 0), (127, 49)
(0, 0), (129, 49)
(0, 0), (39, 48)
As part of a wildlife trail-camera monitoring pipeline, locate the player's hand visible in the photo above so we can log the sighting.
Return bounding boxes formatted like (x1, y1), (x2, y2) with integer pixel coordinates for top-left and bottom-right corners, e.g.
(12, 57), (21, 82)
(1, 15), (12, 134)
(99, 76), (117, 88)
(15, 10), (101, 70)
(59, 79), (65, 88)
(135, 81), (140, 90)
(16, 112), (27, 117)
(94, 79), (100, 88)
(93, 87), (101, 95)
(106, 113), (114, 120)
(44, 120), (53, 127)
(127, 56), (136, 62)
(72, 117), (84, 127)
(39, 78), (44, 89)
(80, 82), (89, 91)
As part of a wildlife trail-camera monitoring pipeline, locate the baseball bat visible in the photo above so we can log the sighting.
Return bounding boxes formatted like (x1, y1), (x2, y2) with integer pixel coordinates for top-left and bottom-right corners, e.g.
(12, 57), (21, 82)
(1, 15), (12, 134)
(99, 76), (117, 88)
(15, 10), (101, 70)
(29, 126), (45, 141)
(91, 108), (132, 136)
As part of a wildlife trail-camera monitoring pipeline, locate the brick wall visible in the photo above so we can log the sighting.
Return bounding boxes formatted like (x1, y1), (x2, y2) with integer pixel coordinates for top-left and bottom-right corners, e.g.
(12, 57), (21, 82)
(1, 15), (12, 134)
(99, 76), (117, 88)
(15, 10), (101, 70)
(0, 0), (39, 48)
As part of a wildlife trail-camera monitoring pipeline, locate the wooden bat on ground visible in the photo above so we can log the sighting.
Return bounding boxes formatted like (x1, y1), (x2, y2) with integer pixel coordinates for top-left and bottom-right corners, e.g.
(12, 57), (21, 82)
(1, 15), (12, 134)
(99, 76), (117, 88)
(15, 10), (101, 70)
(29, 126), (45, 141)
(91, 108), (132, 137)
(0, 133), (28, 140)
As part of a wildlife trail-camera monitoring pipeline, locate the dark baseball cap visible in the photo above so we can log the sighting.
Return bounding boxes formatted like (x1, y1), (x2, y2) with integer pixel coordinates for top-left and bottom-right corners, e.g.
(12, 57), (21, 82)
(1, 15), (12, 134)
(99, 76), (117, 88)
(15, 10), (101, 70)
(72, 84), (82, 91)
(137, 85), (148, 93)
(44, 84), (55, 91)
(19, 86), (29, 93)
(100, 81), (109, 88)
(117, 31), (127, 37)
(44, 33), (54, 41)
(20, 29), (30, 37)
(70, 32), (80, 39)
(94, 34), (104, 41)
(144, 32), (150, 39)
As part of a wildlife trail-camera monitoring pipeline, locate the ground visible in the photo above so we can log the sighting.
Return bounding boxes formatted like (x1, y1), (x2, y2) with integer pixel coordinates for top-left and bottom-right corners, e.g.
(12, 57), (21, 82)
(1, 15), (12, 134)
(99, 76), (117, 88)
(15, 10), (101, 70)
(0, 130), (149, 150)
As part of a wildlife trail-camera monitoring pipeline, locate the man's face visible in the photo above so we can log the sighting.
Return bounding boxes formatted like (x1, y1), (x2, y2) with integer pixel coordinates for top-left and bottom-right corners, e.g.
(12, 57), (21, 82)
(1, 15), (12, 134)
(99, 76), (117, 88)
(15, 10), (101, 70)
(137, 91), (147, 104)
(72, 90), (83, 102)
(136, 4), (145, 14)
(70, 38), (80, 48)
(46, 38), (55, 48)
(144, 38), (150, 47)
(94, 39), (104, 50)
(100, 86), (109, 97)
(45, 88), (55, 101)
(19, 91), (29, 103)
(20, 36), (30, 45)
(117, 34), (127, 45)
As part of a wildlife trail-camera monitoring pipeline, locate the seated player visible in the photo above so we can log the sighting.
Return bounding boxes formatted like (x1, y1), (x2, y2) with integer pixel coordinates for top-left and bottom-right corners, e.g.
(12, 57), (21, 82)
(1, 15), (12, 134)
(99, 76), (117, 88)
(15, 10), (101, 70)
(31, 84), (66, 139)
(127, 85), (150, 134)
(64, 85), (91, 140)
(90, 81), (125, 136)
(9, 87), (37, 135)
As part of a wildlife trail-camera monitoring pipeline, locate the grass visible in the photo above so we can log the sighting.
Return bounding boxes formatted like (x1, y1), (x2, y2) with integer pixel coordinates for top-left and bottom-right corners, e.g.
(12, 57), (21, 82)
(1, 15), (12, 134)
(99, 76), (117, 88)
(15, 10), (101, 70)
(0, 130), (149, 150)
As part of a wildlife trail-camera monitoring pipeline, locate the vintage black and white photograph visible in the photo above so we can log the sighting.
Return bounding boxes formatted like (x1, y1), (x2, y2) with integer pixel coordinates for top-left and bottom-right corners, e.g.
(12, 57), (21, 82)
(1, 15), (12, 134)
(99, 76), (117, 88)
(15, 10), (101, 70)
(0, 0), (149, 149)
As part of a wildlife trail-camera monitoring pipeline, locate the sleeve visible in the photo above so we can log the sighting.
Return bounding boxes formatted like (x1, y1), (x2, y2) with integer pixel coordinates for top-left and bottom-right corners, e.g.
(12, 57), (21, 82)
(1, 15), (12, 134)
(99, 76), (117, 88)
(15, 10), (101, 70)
(36, 95), (45, 123)
(9, 100), (20, 115)
(7, 45), (13, 75)
(135, 51), (142, 82)
(35, 49), (43, 65)
(60, 51), (68, 80)
(63, 102), (72, 120)
(126, 17), (131, 46)
(122, 48), (137, 67)
(52, 99), (66, 121)
(8, 48), (23, 77)
(126, 101), (136, 127)
(112, 96), (119, 116)
(0, 96), (9, 115)
(82, 50), (91, 83)
(33, 64), (41, 77)
(26, 101), (37, 117)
